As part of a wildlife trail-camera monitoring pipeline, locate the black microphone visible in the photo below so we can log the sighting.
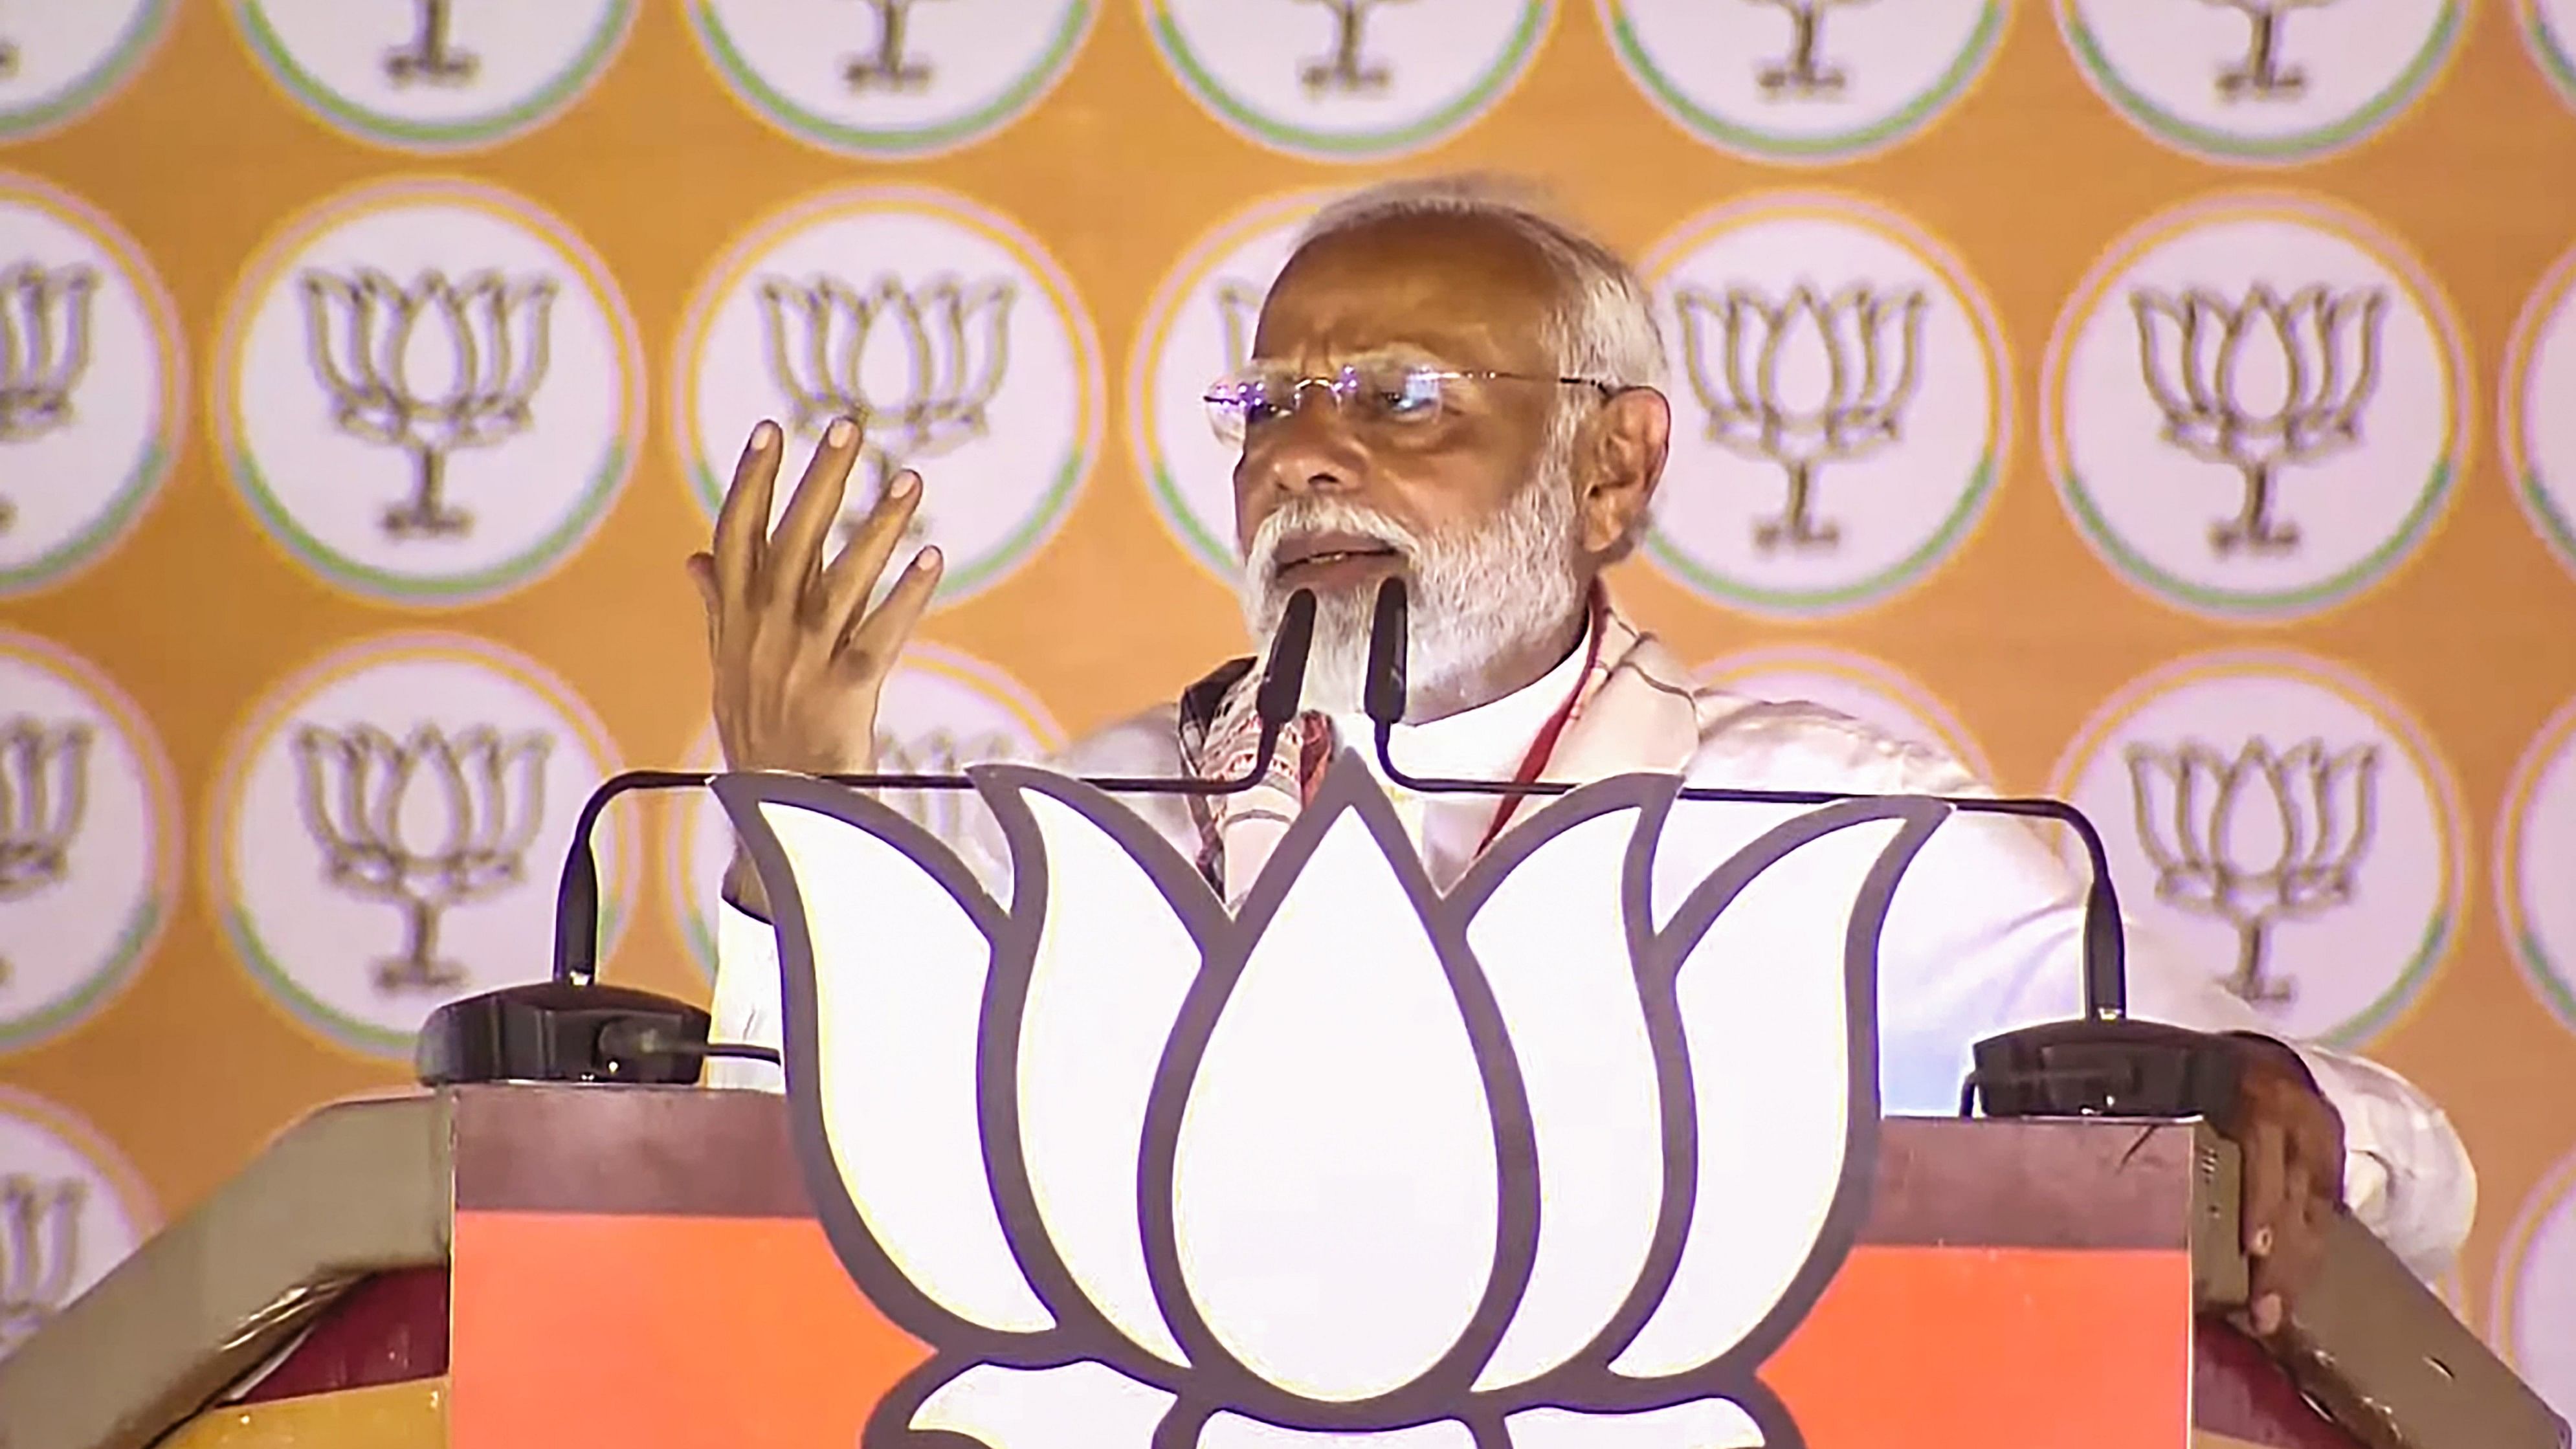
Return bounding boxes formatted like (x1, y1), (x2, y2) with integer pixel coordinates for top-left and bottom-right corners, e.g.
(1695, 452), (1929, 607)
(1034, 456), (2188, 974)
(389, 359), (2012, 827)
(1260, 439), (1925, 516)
(415, 590), (1320, 1088)
(1359, 577), (2243, 1123)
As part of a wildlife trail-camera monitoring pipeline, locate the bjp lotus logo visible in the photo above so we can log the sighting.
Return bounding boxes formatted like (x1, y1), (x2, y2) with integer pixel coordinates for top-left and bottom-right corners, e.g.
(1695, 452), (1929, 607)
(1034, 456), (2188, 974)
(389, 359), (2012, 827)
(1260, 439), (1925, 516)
(716, 757), (1949, 1446)
(753, 271), (1012, 545)
(1639, 194), (2004, 620)
(2056, 0), (2460, 164)
(2044, 195), (2462, 623)
(0, 1175), (83, 1351)
(290, 722), (552, 993)
(2131, 283), (2385, 556)
(1296, 0), (1412, 95)
(2125, 736), (2378, 1005)
(1675, 280), (1927, 553)
(0, 260), (99, 536)
(384, 0), (478, 86)
(300, 267), (559, 540)
(0, 717), (91, 985)
(233, 0), (636, 153)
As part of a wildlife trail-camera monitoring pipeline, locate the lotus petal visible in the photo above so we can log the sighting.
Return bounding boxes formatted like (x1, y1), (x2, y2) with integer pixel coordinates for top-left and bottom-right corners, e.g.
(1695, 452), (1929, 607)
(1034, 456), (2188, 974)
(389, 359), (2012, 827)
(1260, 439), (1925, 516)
(1197, 1415), (1476, 1449)
(1170, 795), (1501, 1404)
(1006, 784), (1205, 1367)
(1460, 801), (1665, 1392)
(1614, 799), (1944, 1377)
(905, 1361), (1175, 1449)
(714, 774), (1054, 1338)
(1506, 1399), (1763, 1449)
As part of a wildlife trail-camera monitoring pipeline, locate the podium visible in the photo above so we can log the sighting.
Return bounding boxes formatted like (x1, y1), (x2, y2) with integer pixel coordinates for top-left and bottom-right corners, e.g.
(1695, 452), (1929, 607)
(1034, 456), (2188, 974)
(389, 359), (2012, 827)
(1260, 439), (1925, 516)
(0, 1083), (2560, 1449)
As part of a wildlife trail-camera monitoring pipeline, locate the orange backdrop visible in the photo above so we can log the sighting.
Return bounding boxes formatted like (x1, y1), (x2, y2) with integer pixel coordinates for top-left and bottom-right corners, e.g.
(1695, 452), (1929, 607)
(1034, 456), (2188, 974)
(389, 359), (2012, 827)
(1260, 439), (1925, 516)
(0, 0), (2573, 1418)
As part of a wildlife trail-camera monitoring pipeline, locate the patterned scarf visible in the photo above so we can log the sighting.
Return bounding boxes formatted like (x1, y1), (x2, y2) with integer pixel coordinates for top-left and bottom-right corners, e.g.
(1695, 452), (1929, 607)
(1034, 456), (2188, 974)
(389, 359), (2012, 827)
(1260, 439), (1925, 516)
(1174, 588), (1672, 908)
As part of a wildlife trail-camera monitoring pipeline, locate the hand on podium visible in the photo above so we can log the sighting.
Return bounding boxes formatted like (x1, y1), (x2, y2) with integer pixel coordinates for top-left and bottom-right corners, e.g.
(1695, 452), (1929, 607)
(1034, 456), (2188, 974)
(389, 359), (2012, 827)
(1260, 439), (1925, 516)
(2221, 1031), (2349, 1338)
(684, 415), (941, 917)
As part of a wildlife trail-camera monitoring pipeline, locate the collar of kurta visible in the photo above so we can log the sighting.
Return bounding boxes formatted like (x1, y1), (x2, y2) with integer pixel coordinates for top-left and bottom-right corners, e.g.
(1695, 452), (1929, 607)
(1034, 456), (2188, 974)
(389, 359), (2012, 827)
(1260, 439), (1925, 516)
(1173, 582), (1704, 899)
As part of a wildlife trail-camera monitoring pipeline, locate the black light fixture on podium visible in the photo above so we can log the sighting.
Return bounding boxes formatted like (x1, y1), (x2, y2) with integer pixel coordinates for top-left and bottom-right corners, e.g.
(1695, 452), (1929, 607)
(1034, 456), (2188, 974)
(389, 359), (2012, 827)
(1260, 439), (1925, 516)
(412, 588), (1322, 1087)
(1357, 576), (2245, 1123)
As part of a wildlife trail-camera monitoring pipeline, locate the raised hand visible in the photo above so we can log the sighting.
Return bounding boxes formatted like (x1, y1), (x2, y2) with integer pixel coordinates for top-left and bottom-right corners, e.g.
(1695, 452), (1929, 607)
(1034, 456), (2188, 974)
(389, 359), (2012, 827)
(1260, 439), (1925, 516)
(685, 415), (940, 913)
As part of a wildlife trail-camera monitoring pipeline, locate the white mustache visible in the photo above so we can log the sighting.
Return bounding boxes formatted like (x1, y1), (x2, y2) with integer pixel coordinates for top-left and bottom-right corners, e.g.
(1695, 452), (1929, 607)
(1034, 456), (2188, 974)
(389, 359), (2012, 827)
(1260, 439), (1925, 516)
(1242, 499), (1419, 583)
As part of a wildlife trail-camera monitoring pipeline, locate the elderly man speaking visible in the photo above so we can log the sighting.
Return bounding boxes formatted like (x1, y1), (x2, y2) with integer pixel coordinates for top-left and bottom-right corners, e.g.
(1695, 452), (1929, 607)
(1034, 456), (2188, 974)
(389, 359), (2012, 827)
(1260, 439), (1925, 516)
(686, 175), (2472, 1338)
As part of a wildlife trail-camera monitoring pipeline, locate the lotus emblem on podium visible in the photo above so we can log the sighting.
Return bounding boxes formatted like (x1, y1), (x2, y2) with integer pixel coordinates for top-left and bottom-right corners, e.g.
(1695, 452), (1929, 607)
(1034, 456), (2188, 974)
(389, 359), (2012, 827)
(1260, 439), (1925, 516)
(718, 755), (1950, 1448)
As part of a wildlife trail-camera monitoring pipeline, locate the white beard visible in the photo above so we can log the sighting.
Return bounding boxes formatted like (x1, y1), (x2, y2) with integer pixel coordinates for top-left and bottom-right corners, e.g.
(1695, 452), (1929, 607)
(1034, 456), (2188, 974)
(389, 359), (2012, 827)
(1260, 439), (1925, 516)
(1237, 451), (1584, 719)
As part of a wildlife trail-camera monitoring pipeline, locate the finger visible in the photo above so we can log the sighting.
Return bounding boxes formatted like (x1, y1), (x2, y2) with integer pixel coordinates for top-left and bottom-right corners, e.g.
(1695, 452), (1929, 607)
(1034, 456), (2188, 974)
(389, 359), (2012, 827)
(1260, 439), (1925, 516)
(816, 469), (922, 636)
(763, 416), (861, 610)
(2298, 1105), (2346, 1209)
(840, 545), (943, 677)
(2250, 1287), (2285, 1338)
(711, 422), (782, 616)
(686, 552), (720, 655)
(2241, 1116), (2287, 1263)
(2280, 1156), (2326, 1281)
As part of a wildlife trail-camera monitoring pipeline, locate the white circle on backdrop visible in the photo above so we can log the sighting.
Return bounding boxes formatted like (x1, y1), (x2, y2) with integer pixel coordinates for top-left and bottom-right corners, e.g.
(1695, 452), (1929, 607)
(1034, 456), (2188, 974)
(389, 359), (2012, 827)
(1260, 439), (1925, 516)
(2524, 0), (2576, 110)
(2494, 1147), (2576, 1427)
(0, 1087), (152, 1358)
(2498, 698), (2576, 1035)
(0, 0), (171, 142)
(2504, 241), (2576, 579)
(218, 178), (641, 608)
(687, 0), (1095, 159)
(1693, 643), (1994, 784)
(1597, 0), (2005, 162)
(0, 171), (183, 598)
(211, 633), (629, 1059)
(232, 0), (636, 151)
(1142, 0), (1552, 159)
(2056, 0), (2461, 163)
(674, 185), (1101, 612)
(1637, 193), (2008, 620)
(2045, 195), (2462, 623)
(1127, 190), (1338, 584)
(2050, 650), (2462, 1049)
(0, 632), (174, 1052)
(664, 643), (1063, 980)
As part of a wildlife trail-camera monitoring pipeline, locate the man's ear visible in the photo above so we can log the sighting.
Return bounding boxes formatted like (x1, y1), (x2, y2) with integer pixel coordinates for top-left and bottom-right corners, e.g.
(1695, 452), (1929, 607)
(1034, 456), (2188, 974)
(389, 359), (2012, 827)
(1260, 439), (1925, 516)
(1576, 388), (1671, 563)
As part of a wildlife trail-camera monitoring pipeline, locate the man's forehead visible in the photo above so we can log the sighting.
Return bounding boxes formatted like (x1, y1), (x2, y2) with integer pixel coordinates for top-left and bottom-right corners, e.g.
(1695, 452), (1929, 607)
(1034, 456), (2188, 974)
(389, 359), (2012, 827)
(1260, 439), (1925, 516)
(1251, 211), (1559, 370)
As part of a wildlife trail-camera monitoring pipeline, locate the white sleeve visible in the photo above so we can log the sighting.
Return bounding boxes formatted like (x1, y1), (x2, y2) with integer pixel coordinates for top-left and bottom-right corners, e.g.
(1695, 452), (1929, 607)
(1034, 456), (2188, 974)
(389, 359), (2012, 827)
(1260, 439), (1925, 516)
(701, 786), (1019, 1095)
(1682, 711), (2477, 1279)
(691, 707), (1225, 1098)
(1880, 800), (2476, 1280)
(704, 898), (787, 1092)
(2287, 1047), (2478, 1283)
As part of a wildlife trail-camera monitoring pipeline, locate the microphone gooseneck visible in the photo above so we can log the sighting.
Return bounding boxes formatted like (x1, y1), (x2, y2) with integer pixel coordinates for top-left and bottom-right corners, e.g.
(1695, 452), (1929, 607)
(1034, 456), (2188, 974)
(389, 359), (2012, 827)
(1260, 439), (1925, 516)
(549, 589), (1322, 989)
(1358, 577), (2131, 1024)
(1364, 575), (1409, 730)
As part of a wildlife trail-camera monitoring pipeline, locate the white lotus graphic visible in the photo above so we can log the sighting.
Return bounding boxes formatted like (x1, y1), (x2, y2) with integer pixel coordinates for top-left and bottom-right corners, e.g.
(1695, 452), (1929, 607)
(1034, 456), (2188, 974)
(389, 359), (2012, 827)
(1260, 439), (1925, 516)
(713, 754), (1952, 1448)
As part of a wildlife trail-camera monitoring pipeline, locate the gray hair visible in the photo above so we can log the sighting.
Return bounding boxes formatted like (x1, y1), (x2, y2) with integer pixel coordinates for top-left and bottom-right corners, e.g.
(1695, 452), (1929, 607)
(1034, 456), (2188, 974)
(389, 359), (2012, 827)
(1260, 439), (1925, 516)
(1292, 173), (1669, 392)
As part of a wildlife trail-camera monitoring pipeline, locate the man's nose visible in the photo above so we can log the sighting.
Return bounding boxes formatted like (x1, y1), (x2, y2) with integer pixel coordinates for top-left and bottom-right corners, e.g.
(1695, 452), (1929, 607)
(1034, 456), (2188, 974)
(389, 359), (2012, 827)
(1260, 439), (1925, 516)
(1253, 396), (1367, 496)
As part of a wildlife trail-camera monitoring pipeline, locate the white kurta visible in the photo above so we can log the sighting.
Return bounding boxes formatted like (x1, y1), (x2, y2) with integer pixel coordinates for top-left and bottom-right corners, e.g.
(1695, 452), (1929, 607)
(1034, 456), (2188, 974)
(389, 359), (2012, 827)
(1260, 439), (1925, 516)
(704, 625), (2476, 1283)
